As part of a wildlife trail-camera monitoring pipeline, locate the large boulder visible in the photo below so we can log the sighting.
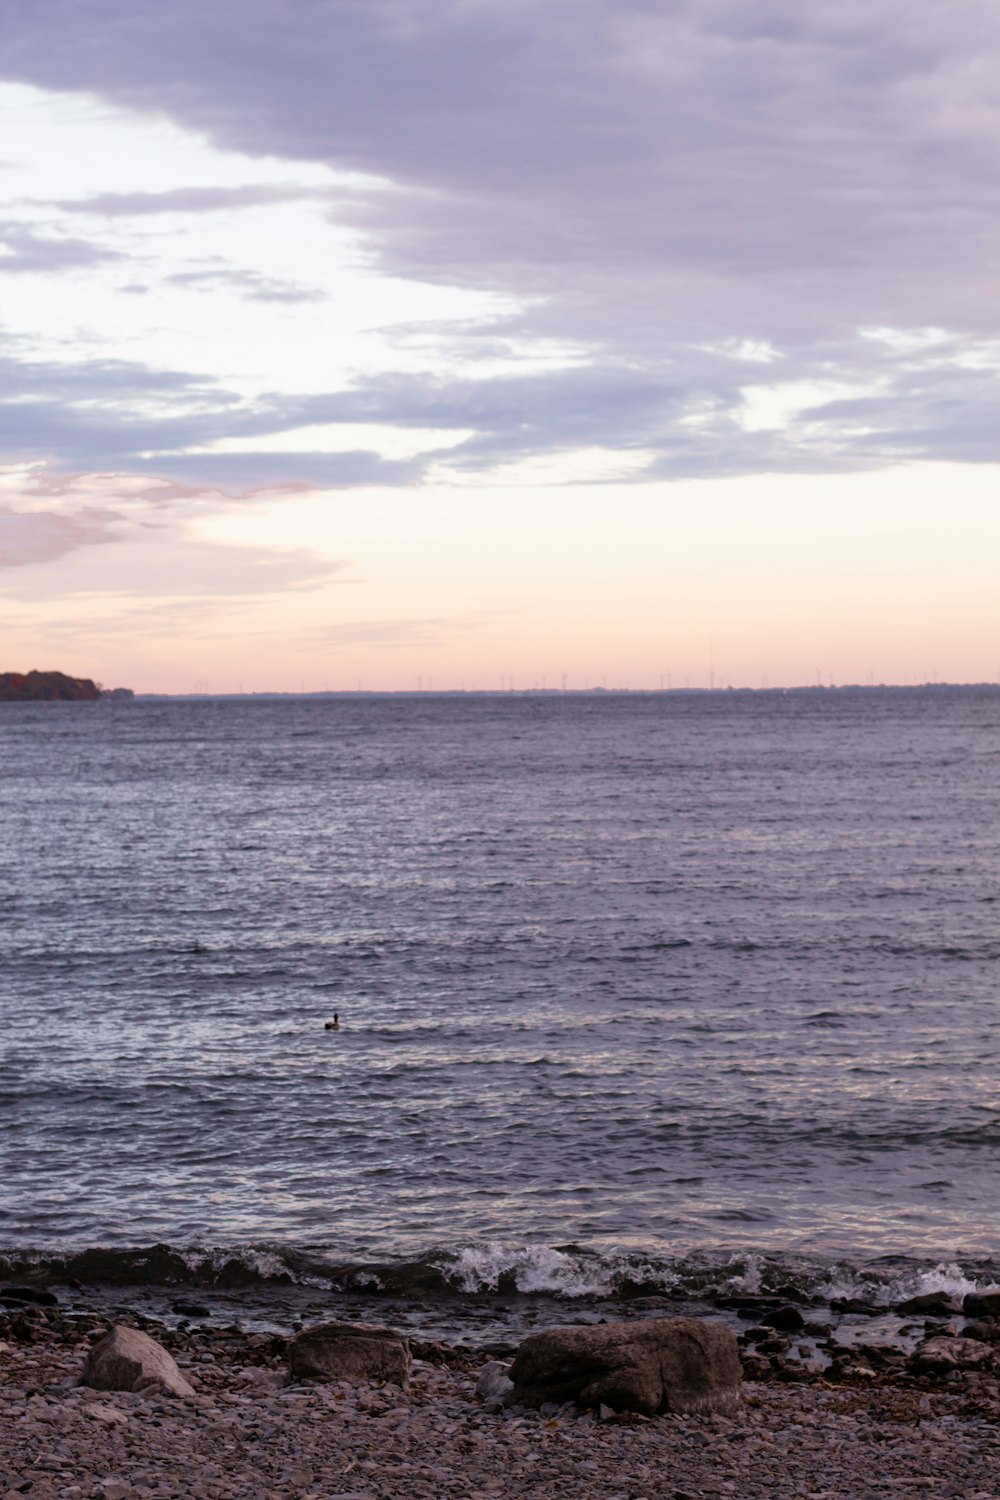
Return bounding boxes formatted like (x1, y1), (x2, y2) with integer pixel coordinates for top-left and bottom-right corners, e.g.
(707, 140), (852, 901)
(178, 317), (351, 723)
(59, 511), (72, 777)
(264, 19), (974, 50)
(508, 1317), (741, 1417)
(82, 1326), (195, 1397)
(288, 1321), (410, 1388)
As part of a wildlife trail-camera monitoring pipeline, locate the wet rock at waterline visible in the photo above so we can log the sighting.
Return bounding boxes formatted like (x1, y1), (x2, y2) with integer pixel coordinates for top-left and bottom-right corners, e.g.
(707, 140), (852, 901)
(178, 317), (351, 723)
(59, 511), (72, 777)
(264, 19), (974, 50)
(508, 1317), (741, 1416)
(964, 1291), (1000, 1319)
(758, 1305), (806, 1332)
(896, 1292), (963, 1317)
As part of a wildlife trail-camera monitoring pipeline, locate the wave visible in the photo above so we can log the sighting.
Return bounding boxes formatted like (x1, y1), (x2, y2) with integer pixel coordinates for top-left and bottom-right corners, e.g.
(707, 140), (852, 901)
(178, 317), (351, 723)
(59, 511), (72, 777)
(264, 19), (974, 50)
(3, 1240), (999, 1312)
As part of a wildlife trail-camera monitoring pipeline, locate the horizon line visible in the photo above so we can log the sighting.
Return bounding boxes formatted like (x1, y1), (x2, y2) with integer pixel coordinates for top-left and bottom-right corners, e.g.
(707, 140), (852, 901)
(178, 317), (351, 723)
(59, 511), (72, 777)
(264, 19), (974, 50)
(128, 680), (1000, 700)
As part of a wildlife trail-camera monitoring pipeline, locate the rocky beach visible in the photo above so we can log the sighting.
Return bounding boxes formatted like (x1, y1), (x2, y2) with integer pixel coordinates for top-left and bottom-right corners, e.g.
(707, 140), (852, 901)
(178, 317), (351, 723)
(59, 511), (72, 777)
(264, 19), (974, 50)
(3, 1275), (1000, 1499)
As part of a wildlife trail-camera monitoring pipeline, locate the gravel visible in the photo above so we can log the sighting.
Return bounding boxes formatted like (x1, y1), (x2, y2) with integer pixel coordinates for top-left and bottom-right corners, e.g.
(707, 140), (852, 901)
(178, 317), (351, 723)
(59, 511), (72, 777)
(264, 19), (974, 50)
(3, 1323), (1000, 1497)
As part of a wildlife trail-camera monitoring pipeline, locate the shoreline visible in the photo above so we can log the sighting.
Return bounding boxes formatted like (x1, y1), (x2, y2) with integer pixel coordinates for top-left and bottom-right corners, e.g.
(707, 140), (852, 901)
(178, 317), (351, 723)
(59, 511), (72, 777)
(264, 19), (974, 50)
(4, 1241), (1000, 1357)
(3, 1290), (1000, 1498)
(6, 1238), (1000, 1296)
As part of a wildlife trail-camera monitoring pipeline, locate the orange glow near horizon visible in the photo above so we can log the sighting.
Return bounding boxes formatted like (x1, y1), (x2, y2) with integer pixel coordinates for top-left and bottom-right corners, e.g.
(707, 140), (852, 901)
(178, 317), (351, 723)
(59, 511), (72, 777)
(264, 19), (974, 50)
(4, 461), (998, 695)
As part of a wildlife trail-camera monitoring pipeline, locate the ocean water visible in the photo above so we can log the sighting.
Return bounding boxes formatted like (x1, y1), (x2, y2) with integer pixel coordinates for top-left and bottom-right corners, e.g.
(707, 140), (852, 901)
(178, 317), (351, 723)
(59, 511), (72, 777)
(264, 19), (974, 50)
(2, 689), (1000, 1300)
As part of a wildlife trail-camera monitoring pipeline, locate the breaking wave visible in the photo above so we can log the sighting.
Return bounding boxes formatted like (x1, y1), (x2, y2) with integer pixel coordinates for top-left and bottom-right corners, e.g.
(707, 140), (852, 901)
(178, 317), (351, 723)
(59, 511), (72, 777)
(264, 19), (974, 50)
(3, 1240), (999, 1313)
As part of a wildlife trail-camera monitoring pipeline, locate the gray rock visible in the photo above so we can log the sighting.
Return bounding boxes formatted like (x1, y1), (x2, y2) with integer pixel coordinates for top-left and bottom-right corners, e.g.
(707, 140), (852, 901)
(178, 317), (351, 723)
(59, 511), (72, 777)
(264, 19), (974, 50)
(740, 1352), (772, 1380)
(236, 1364), (287, 1392)
(897, 1292), (963, 1317)
(508, 1317), (741, 1417)
(288, 1321), (410, 1389)
(99, 1484), (131, 1500)
(961, 1321), (1000, 1344)
(82, 1326), (196, 1397)
(910, 1336), (994, 1374)
(81, 1401), (129, 1426)
(475, 1360), (514, 1410)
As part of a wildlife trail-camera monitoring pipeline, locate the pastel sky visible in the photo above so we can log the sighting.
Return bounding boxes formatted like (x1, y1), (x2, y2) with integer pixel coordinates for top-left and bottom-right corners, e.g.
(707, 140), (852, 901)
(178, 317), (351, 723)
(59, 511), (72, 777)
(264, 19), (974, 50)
(2, 1), (1000, 691)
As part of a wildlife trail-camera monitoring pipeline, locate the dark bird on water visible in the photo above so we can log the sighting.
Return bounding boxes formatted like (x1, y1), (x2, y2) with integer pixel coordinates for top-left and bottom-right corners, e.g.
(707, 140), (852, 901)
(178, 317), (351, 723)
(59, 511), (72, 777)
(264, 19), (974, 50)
(325, 1013), (340, 1030)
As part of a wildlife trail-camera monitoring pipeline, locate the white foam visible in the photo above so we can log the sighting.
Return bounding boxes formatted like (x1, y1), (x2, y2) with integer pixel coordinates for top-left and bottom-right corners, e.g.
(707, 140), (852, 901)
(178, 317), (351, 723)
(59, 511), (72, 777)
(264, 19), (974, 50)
(715, 1253), (765, 1295)
(349, 1270), (383, 1290)
(899, 1261), (994, 1302)
(178, 1244), (292, 1281)
(440, 1243), (685, 1298)
(445, 1243), (614, 1297)
(817, 1259), (997, 1308)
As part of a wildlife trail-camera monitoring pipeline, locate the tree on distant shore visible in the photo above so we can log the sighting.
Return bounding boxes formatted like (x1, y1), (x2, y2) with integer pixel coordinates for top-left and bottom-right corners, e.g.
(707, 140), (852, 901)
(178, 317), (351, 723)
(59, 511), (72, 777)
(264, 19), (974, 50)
(0, 670), (102, 701)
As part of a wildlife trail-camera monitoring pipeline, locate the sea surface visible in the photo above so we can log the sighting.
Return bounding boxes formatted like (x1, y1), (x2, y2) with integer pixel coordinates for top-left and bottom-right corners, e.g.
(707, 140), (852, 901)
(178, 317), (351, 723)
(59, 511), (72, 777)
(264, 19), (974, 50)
(2, 689), (1000, 1307)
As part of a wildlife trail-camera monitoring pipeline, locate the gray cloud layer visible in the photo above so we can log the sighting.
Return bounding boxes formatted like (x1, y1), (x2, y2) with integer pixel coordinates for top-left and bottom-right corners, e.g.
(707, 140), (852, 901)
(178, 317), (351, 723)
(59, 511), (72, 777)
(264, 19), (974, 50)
(53, 184), (323, 216)
(4, 0), (1000, 492)
(0, 352), (421, 491)
(7, 1), (1000, 331)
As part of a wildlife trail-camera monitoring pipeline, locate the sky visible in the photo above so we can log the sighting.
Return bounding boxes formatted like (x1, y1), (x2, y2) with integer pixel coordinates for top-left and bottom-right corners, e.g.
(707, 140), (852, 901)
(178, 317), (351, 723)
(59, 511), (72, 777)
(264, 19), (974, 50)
(2, 0), (1000, 692)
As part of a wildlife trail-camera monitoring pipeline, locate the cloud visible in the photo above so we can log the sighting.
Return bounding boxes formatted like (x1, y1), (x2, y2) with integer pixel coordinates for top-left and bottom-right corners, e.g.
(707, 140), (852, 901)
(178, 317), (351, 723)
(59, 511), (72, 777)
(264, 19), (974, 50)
(51, 183), (325, 216)
(234, 345), (1000, 477)
(0, 351), (227, 405)
(4, 1), (1000, 480)
(4, 0), (1000, 338)
(0, 351), (422, 490)
(6, 330), (1000, 500)
(0, 222), (120, 272)
(138, 450), (419, 490)
(0, 502), (346, 598)
(0, 452), (349, 627)
(165, 266), (323, 303)
(0, 505), (118, 566)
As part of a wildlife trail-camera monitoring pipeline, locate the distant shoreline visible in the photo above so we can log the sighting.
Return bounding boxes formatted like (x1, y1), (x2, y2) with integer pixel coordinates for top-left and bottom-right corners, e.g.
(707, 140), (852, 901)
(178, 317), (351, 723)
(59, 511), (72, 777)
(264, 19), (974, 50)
(127, 681), (1000, 700)
(6, 679), (998, 702)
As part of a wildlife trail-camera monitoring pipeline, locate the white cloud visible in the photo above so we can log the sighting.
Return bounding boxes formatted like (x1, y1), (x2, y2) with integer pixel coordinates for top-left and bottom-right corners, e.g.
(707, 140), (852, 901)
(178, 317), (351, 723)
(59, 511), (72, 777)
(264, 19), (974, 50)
(737, 379), (887, 434)
(178, 423), (476, 462)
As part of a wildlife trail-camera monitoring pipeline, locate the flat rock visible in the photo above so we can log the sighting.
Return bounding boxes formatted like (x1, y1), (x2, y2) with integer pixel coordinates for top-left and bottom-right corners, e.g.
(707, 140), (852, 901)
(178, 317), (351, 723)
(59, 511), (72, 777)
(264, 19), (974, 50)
(288, 1321), (410, 1388)
(508, 1317), (741, 1417)
(82, 1325), (196, 1397)
(81, 1401), (129, 1426)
